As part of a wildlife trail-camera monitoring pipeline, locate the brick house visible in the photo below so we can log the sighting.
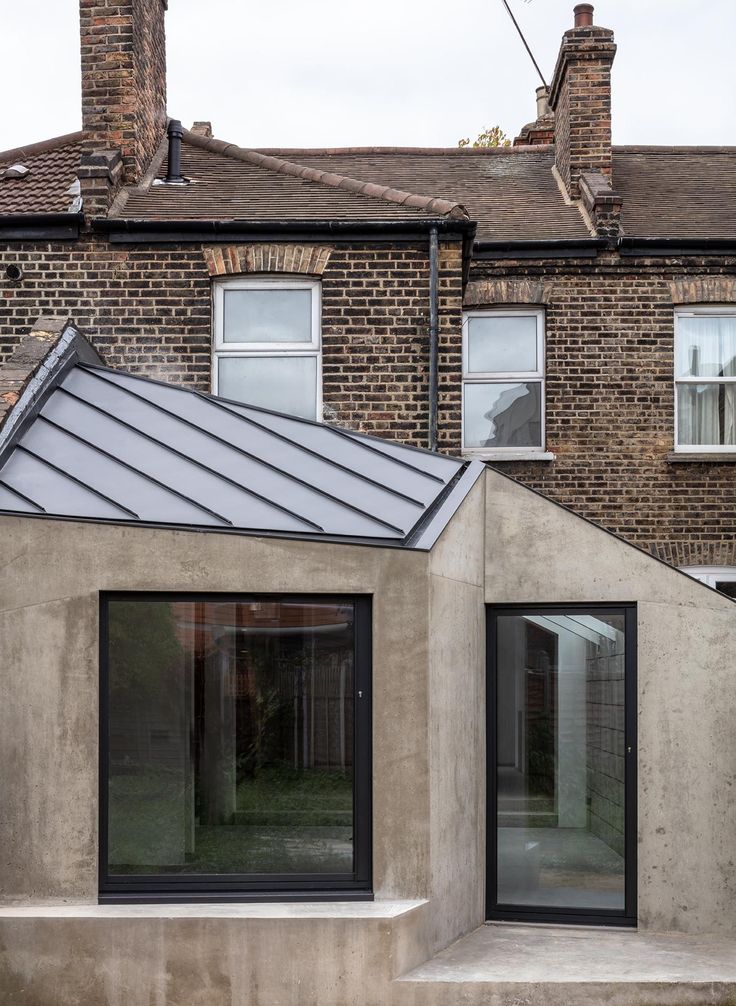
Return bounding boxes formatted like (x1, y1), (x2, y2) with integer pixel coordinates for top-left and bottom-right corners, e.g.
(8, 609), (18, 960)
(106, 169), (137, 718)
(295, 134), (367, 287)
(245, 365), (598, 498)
(2, 2), (735, 581)
(2, 3), (736, 1002)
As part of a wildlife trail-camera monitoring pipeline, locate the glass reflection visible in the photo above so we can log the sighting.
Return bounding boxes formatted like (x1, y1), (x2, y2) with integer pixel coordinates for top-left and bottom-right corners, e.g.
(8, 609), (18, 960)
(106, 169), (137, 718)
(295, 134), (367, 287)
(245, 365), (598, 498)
(107, 599), (356, 877)
(496, 611), (627, 911)
(465, 383), (541, 449)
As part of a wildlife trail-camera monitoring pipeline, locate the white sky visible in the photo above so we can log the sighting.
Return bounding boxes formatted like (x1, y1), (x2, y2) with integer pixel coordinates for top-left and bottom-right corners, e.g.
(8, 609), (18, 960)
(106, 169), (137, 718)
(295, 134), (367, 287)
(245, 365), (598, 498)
(1, 0), (735, 152)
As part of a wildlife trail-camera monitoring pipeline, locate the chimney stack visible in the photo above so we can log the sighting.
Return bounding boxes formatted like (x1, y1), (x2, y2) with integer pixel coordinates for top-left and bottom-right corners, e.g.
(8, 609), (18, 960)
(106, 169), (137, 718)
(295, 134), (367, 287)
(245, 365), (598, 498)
(548, 4), (616, 199)
(79, 0), (168, 185)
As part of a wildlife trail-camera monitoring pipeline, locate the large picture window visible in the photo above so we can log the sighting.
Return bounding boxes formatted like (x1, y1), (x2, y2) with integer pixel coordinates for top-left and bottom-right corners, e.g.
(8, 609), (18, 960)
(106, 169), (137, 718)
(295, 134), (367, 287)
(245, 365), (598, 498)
(100, 594), (371, 901)
(675, 308), (736, 451)
(213, 278), (321, 420)
(462, 309), (545, 456)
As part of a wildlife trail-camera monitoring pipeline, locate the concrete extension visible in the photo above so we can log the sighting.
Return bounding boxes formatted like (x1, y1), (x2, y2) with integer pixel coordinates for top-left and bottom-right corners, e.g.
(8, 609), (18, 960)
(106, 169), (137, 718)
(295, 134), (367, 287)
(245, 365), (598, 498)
(2, 467), (736, 1002)
(485, 467), (736, 935)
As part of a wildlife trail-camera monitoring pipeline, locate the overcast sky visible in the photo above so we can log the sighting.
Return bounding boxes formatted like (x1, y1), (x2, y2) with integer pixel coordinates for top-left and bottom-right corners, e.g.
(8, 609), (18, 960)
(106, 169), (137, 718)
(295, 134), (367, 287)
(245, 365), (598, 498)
(2, 0), (735, 152)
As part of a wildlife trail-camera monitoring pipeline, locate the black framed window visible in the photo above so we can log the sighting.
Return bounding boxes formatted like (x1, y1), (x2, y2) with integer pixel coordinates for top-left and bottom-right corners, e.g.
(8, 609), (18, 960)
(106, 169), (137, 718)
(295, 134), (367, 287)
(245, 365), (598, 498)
(100, 594), (372, 902)
(487, 604), (637, 926)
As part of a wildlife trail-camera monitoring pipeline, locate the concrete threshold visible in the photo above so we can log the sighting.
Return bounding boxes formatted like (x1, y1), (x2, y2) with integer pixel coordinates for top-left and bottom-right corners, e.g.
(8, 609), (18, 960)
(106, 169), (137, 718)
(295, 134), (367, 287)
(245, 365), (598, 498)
(393, 923), (736, 1006)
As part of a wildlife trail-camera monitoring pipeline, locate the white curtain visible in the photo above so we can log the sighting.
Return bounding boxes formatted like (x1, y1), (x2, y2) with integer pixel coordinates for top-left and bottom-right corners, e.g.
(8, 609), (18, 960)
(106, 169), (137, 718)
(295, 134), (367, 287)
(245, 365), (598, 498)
(678, 316), (736, 446)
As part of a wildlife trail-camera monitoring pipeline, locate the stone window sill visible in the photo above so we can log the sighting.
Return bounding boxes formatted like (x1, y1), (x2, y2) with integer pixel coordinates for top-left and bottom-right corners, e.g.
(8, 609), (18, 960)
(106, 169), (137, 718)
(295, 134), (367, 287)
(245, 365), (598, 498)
(667, 452), (736, 463)
(462, 451), (556, 463)
(0, 899), (425, 920)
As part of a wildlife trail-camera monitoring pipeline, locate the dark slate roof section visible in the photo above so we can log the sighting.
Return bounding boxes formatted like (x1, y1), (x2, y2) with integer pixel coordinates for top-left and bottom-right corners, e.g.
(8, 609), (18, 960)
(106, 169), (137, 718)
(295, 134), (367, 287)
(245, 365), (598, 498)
(0, 132), (83, 215)
(0, 362), (477, 550)
(247, 147), (590, 243)
(613, 147), (736, 239)
(115, 135), (466, 223)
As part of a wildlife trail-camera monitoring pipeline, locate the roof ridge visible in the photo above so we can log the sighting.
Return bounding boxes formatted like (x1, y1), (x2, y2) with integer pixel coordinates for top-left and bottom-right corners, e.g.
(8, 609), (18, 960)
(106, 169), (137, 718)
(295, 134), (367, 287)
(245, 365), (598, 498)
(252, 144), (555, 156)
(0, 130), (84, 165)
(614, 145), (736, 154)
(181, 129), (469, 219)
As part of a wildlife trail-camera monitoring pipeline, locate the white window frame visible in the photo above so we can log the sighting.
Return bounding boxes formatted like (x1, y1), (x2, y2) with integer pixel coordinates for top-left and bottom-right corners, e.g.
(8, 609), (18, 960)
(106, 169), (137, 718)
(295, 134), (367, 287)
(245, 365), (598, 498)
(461, 307), (549, 459)
(681, 566), (736, 593)
(674, 305), (736, 453)
(212, 276), (322, 421)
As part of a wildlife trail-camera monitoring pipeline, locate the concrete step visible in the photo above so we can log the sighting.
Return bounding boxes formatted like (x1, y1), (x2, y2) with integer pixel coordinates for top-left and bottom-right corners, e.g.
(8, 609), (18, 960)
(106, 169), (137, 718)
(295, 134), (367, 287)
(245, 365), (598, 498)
(393, 922), (736, 1006)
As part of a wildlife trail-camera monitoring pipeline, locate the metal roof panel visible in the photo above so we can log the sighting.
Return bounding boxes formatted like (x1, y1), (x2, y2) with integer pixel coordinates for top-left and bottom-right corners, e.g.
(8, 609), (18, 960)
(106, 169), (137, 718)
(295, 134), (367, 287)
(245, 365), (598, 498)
(0, 361), (469, 548)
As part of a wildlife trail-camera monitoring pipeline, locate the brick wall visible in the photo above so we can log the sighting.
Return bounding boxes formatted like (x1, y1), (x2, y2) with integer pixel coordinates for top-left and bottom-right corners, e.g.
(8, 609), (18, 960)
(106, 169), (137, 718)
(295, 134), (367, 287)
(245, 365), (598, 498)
(80, 0), (168, 184)
(0, 237), (457, 446)
(3, 233), (736, 566)
(463, 252), (736, 566)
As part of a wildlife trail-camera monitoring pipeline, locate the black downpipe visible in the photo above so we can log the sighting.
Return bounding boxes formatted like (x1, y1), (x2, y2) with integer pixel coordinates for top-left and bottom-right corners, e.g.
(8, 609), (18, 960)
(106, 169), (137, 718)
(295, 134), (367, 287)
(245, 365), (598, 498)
(428, 226), (439, 452)
(165, 120), (186, 184)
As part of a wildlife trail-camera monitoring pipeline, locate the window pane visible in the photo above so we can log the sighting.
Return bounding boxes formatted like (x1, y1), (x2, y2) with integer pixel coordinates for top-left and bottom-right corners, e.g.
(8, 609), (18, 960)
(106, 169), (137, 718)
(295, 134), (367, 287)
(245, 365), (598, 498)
(496, 611), (627, 912)
(715, 581), (736, 599)
(467, 315), (538, 373)
(106, 599), (356, 877)
(464, 382), (542, 449)
(677, 384), (736, 446)
(677, 316), (736, 377)
(223, 289), (312, 344)
(218, 356), (317, 419)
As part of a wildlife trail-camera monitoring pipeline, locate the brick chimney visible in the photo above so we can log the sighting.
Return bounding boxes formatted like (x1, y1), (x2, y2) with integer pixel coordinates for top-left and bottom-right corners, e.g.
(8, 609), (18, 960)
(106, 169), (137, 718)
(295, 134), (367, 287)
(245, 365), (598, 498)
(548, 3), (616, 199)
(79, 0), (168, 186)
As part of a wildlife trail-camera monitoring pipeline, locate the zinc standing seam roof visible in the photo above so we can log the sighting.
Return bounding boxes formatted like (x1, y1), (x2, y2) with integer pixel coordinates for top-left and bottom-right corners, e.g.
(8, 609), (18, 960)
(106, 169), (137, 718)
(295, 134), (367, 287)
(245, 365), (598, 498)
(0, 363), (471, 547)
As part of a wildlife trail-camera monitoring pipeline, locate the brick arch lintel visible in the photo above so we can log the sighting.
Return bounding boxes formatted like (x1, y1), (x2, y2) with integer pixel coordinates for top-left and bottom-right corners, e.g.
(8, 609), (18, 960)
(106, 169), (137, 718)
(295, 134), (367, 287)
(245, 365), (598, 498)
(650, 540), (736, 570)
(669, 277), (736, 305)
(463, 278), (555, 308)
(203, 244), (332, 278)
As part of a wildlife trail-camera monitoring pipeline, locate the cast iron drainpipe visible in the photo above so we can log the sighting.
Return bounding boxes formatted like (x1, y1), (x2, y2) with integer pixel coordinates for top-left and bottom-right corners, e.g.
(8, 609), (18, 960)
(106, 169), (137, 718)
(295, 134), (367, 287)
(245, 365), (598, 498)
(428, 225), (440, 452)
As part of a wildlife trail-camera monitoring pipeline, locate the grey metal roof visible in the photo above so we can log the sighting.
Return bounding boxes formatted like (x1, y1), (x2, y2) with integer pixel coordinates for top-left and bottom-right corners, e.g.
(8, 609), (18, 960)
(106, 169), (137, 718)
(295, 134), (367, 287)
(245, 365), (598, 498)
(0, 362), (481, 549)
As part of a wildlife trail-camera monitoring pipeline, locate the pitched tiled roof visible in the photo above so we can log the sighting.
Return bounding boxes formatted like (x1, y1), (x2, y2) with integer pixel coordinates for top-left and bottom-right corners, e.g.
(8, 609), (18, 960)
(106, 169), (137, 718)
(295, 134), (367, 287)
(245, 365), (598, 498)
(254, 146), (589, 243)
(114, 132), (468, 223)
(614, 147), (736, 240)
(3, 127), (736, 244)
(0, 132), (83, 214)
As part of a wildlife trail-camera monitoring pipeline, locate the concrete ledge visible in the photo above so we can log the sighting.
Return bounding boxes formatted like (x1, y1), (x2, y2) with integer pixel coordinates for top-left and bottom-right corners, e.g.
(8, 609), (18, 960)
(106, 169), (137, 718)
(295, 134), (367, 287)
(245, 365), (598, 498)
(0, 900), (432, 1005)
(394, 923), (736, 1006)
(0, 899), (424, 919)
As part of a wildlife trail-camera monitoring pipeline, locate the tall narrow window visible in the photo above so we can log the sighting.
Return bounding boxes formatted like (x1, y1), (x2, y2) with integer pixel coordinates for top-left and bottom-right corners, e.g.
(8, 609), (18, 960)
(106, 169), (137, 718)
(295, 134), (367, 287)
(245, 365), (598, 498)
(488, 605), (636, 926)
(213, 278), (321, 420)
(462, 309), (545, 455)
(675, 308), (736, 451)
(100, 594), (371, 901)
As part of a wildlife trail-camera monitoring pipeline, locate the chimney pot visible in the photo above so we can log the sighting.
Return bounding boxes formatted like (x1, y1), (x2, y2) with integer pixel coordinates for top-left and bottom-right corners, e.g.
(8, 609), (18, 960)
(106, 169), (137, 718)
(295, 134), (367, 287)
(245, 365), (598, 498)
(535, 86), (550, 119)
(574, 3), (594, 27)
